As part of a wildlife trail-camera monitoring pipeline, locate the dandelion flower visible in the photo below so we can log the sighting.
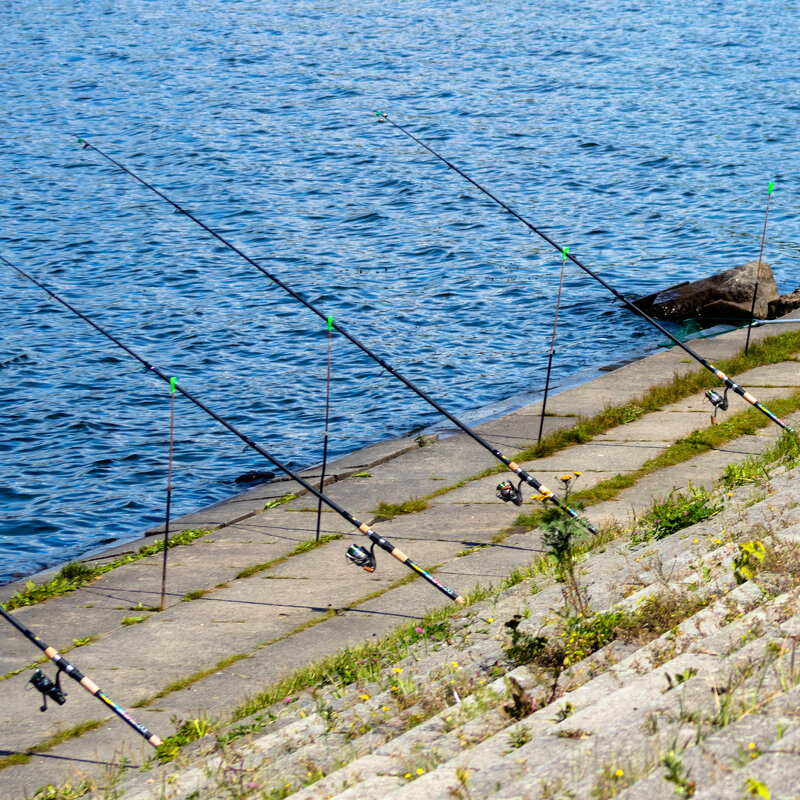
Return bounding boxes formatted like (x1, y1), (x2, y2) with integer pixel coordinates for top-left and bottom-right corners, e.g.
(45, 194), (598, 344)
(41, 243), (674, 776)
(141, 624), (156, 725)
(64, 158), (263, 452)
(361, 693), (370, 700)
(393, 667), (403, 674)
(615, 769), (624, 778)
(416, 768), (425, 775)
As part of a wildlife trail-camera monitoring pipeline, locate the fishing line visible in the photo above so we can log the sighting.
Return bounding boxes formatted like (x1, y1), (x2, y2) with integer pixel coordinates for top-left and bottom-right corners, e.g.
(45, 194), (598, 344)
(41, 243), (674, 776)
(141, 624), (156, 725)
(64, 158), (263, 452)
(160, 376), (177, 611)
(744, 181), (774, 355)
(2, 255), (464, 604)
(376, 112), (795, 435)
(538, 247), (569, 444)
(316, 316), (333, 543)
(74, 136), (595, 534)
(0, 604), (162, 747)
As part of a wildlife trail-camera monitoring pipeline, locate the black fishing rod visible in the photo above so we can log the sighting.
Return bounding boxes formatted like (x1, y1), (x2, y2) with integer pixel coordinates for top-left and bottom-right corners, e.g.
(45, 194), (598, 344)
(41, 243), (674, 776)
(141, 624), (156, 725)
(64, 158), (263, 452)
(1, 255), (464, 604)
(73, 136), (595, 534)
(0, 604), (162, 748)
(376, 113), (795, 435)
(744, 181), (773, 355)
(538, 247), (569, 444)
(316, 316), (334, 543)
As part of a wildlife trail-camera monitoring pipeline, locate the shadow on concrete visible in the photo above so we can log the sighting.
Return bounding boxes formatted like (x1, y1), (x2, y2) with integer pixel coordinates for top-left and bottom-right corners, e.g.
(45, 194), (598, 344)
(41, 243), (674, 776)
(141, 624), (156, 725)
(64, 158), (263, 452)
(0, 749), (139, 769)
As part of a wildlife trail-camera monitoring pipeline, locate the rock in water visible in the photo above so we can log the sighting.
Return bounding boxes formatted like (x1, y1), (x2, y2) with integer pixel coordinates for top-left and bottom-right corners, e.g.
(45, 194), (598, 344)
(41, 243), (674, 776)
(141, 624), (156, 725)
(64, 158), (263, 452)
(633, 260), (778, 321)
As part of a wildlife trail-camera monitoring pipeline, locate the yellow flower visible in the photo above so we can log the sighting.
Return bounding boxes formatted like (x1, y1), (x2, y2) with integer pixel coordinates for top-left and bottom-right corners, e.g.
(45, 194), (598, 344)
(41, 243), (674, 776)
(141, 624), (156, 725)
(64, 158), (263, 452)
(393, 667), (403, 674)
(560, 474), (573, 482)
(382, 705), (389, 711)
(361, 693), (370, 700)
(574, 471), (582, 476)
(416, 768), (425, 775)
(614, 769), (624, 778)
(452, 661), (459, 669)
(404, 773), (411, 779)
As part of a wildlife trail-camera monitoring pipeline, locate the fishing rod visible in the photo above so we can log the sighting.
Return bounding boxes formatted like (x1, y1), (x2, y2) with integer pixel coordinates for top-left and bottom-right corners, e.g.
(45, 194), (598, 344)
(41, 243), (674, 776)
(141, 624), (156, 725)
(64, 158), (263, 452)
(0, 604), (162, 747)
(160, 376), (177, 610)
(744, 181), (773, 355)
(1, 255), (464, 604)
(73, 136), (595, 534)
(538, 247), (569, 444)
(376, 113), (795, 436)
(316, 316), (334, 543)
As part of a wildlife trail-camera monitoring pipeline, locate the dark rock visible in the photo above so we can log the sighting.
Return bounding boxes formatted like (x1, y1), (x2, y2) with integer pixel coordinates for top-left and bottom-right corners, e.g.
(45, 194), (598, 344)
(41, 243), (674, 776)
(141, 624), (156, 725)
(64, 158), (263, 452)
(632, 261), (778, 321)
(769, 288), (800, 319)
(234, 469), (276, 484)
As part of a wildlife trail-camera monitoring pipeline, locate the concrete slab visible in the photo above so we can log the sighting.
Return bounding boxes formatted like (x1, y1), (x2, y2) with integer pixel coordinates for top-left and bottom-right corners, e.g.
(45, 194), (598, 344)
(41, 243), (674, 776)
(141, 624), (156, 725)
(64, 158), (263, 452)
(472, 413), (577, 451)
(595, 411), (705, 442)
(521, 439), (673, 475)
(725, 361), (800, 387)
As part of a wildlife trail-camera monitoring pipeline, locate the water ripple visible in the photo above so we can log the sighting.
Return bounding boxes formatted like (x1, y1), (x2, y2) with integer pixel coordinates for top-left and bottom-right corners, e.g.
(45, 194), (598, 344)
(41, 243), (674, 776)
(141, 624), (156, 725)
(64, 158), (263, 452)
(1, 0), (798, 583)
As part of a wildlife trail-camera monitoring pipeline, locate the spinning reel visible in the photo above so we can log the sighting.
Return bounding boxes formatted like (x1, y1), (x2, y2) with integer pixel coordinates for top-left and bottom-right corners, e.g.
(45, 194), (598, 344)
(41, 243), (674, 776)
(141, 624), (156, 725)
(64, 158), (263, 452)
(29, 667), (67, 712)
(704, 387), (729, 424)
(496, 479), (524, 506)
(345, 542), (377, 572)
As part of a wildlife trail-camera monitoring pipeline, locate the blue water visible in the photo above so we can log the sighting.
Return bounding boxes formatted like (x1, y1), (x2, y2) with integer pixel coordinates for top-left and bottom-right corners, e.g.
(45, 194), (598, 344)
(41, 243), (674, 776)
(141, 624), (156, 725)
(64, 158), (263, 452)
(1, 0), (798, 585)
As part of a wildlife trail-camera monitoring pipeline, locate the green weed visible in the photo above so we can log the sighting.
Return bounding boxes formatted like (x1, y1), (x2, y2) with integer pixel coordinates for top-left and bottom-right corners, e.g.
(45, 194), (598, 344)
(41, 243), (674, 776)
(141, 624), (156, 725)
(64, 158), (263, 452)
(156, 716), (215, 763)
(373, 497), (428, 520)
(4, 529), (210, 610)
(733, 540), (766, 585)
(264, 493), (296, 510)
(631, 485), (722, 543)
(661, 750), (695, 797)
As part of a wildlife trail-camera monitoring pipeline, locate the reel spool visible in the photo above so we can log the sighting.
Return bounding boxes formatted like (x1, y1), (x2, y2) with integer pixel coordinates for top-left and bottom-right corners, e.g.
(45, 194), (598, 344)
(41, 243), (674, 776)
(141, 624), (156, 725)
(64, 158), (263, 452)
(29, 668), (67, 712)
(704, 387), (729, 424)
(345, 542), (377, 572)
(496, 479), (524, 506)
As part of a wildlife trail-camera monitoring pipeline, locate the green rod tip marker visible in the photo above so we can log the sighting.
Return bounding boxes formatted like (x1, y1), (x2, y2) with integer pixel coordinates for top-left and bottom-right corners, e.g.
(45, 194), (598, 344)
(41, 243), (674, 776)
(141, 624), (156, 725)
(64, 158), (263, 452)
(170, 377), (177, 393)
(768, 181), (774, 195)
(562, 246), (569, 259)
(327, 315), (333, 331)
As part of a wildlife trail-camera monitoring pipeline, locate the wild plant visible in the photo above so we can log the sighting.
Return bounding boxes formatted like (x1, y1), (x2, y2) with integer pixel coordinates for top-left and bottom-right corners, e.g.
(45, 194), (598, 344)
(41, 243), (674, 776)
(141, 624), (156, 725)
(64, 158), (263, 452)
(733, 540), (766, 585)
(661, 749), (695, 796)
(630, 484), (722, 543)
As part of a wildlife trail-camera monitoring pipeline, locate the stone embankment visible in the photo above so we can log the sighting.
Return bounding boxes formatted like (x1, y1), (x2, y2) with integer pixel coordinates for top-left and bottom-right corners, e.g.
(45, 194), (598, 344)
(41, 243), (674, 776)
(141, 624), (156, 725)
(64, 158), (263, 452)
(2, 316), (800, 799)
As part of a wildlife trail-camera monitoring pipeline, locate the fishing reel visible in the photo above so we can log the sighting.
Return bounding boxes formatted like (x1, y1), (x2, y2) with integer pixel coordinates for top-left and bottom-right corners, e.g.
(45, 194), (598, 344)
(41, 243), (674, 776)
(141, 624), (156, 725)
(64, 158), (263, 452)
(496, 479), (524, 506)
(704, 387), (729, 424)
(29, 667), (67, 712)
(345, 542), (377, 573)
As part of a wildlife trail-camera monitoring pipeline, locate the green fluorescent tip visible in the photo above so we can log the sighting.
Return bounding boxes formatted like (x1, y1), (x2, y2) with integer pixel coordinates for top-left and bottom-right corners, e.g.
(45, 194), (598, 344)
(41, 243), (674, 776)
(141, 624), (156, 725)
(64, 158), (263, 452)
(769, 181), (774, 195)
(327, 315), (333, 331)
(170, 377), (177, 393)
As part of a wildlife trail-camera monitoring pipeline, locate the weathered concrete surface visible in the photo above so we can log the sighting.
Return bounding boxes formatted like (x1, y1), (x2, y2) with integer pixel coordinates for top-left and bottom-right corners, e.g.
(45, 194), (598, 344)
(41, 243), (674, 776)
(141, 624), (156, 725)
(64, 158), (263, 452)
(2, 315), (800, 799)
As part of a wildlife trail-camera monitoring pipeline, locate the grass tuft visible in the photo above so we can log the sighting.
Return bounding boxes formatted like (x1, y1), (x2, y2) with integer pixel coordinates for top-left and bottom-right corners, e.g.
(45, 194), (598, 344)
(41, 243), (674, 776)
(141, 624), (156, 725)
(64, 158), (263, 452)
(4, 529), (211, 610)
